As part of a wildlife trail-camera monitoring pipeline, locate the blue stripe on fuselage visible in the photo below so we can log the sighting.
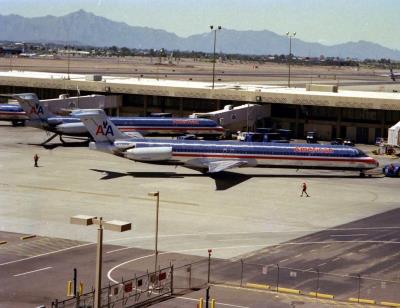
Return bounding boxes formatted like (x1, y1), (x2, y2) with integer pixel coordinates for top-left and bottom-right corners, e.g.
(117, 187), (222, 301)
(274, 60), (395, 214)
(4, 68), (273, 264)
(0, 104), (24, 113)
(132, 139), (364, 158)
(110, 117), (219, 128)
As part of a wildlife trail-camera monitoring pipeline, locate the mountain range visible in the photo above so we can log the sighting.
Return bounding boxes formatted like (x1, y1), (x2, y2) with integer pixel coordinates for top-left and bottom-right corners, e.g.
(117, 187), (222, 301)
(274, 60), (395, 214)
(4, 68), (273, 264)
(1, 10), (399, 60)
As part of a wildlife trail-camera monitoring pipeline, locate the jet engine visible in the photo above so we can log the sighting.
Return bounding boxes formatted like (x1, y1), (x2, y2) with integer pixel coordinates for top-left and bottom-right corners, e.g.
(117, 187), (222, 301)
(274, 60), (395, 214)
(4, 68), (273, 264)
(125, 146), (172, 161)
(56, 123), (88, 135)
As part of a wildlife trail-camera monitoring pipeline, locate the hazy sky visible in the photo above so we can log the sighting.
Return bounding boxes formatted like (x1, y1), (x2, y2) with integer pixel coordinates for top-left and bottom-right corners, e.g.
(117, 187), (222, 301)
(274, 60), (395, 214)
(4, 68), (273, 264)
(1, 0), (399, 50)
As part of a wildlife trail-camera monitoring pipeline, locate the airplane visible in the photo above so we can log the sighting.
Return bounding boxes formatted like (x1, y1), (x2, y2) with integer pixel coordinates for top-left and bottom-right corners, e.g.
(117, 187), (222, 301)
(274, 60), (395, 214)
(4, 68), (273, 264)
(0, 103), (28, 126)
(1, 93), (225, 145)
(77, 109), (379, 176)
(380, 68), (400, 82)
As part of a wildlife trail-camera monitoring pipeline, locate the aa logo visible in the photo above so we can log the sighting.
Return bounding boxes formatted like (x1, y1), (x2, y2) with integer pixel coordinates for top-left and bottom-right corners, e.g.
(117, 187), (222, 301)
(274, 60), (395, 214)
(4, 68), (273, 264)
(29, 104), (44, 115)
(96, 121), (114, 136)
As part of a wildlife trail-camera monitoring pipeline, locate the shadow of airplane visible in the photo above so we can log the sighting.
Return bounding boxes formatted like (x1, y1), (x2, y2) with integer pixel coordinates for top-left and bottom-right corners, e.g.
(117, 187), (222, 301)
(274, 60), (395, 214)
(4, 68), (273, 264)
(90, 168), (379, 191)
(18, 140), (90, 149)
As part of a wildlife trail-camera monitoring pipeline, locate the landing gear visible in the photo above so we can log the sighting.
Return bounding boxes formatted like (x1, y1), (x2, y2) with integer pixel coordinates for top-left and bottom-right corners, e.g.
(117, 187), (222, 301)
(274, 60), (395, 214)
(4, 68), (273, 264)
(40, 133), (59, 145)
(359, 171), (366, 178)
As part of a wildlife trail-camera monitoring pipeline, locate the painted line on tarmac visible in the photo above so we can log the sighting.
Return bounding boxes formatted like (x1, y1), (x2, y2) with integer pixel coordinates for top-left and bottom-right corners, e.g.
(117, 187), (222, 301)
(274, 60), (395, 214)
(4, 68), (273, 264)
(216, 238), (258, 242)
(14, 184), (198, 206)
(0, 242), (93, 267)
(107, 244), (276, 283)
(13, 266), (52, 277)
(106, 246), (132, 254)
(330, 234), (368, 237)
(3, 237), (400, 269)
(177, 296), (249, 308)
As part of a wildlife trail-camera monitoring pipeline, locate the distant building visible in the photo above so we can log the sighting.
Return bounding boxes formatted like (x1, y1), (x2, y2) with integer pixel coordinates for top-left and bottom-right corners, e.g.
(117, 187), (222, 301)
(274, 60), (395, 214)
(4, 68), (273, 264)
(0, 46), (23, 56)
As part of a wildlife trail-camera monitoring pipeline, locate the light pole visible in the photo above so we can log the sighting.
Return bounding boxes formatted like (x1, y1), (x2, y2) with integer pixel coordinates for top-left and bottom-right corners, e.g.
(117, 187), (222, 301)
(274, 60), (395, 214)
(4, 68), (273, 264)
(70, 215), (132, 308)
(286, 32), (296, 88)
(210, 25), (222, 89)
(148, 191), (160, 276)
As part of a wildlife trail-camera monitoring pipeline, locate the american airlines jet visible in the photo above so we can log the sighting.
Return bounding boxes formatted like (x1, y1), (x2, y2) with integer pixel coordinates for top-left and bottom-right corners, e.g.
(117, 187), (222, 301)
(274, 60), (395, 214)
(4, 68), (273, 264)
(77, 109), (378, 176)
(1, 93), (224, 144)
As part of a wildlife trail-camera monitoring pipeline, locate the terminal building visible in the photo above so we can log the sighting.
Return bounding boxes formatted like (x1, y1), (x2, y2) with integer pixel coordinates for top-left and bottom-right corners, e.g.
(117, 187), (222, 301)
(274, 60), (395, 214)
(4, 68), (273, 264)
(0, 71), (400, 143)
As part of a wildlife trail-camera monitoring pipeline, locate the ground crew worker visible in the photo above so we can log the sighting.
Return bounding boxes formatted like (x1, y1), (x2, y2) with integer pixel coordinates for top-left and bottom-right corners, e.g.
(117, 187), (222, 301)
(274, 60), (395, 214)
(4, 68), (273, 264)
(300, 182), (310, 197)
(34, 153), (39, 167)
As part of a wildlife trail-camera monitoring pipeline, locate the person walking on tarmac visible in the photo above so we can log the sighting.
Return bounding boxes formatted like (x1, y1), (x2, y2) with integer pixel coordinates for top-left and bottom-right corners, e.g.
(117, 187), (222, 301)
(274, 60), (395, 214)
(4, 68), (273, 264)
(34, 153), (39, 167)
(300, 182), (310, 197)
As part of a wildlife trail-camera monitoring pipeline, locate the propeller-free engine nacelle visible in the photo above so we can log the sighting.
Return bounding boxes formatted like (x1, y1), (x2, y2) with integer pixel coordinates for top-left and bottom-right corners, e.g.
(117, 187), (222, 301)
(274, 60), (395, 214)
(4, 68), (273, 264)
(124, 146), (172, 161)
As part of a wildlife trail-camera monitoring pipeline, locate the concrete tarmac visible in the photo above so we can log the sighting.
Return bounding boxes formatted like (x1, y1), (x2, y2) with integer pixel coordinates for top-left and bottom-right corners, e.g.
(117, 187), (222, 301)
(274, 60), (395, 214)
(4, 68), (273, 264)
(1, 123), (400, 306)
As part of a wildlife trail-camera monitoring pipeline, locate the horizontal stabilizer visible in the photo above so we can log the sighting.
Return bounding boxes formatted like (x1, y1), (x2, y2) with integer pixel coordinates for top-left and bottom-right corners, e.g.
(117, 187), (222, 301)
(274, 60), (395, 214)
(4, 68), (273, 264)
(207, 160), (248, 173)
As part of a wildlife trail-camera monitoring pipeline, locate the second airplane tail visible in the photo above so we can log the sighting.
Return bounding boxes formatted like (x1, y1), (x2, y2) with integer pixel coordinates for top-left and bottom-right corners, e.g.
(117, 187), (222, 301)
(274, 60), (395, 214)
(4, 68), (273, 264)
(77, 109), (139, 143)
(9, 93), (54, 122)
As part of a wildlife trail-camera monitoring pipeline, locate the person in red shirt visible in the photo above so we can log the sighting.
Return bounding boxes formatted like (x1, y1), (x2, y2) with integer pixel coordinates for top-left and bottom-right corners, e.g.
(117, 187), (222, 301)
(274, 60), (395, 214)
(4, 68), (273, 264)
(300, 182), (310, 197)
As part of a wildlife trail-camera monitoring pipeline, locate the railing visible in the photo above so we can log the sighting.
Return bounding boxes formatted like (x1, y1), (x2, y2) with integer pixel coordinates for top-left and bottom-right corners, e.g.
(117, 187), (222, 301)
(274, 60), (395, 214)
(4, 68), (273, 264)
(53, 258), (400, 306)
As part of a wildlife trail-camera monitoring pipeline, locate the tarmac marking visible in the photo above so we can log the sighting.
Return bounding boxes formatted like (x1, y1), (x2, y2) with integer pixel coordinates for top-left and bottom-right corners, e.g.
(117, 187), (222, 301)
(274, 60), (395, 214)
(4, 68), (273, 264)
(332, 257), (341, 262)
(0, 242), (93, 267)
(14, 184), (199, 207)
(330, 234), (368, 237)
(177, 296), (249, 308)
(294, 253), (303, 258)
(217, 238), (257, 242)
(279, 258), (289, 263)
(13, 266), (52, 277)
(318, 262), (327, 267)
(106, 246), (131, 254)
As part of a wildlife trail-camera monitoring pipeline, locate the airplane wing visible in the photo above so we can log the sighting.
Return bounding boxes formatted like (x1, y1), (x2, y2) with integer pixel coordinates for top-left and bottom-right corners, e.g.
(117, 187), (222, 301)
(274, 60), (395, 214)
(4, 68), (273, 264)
(206, 160), (248, 173)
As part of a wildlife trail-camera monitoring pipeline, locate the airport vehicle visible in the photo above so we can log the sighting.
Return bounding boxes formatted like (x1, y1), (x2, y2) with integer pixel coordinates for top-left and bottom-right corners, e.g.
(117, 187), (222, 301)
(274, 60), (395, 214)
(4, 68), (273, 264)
(0, 103), (27, 126)
(237, 132), (289, 143)
(77, 109), (378, 175)
(306, 131), (318, 144)
(331, 138), (355, 147)
(3, 93), (225, 144)
(383, 163), (400, 177)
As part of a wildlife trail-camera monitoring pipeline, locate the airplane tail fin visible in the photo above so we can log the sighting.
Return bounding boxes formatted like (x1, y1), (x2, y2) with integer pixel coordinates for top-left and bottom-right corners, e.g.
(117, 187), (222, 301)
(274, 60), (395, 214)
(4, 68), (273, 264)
(76, 109), (137, 143)
(390, 68), (396, 81)
(5, 93), (54, 121)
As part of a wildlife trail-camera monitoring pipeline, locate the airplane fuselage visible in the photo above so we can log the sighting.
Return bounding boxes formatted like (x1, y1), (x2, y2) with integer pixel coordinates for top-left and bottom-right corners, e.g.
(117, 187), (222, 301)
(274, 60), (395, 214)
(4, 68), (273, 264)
(29, 116), (224, 137)
(0, 104), (28, 124)
(96, 138), (379, 172)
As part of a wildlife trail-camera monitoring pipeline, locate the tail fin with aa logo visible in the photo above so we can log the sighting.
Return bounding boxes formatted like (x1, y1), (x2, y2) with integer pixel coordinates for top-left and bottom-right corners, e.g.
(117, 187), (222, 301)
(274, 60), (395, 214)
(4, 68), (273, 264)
(76, 109), (134, 143)
(5, 93), (54, 122)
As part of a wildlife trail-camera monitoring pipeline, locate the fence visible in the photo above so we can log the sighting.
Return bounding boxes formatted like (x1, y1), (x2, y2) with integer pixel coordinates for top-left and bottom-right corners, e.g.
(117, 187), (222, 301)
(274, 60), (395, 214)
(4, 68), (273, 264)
(52, 265), (174, 308)
(53, 258), (400, 306)
(210, 259), (400, 304)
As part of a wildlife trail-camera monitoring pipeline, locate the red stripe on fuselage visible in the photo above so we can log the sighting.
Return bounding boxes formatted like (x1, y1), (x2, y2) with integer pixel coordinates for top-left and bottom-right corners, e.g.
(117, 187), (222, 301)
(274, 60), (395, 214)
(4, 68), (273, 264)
(119, 127), (224, 132)
(0, 111), (25, 116)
